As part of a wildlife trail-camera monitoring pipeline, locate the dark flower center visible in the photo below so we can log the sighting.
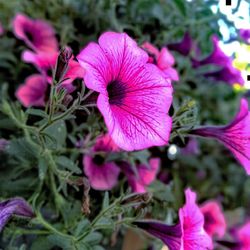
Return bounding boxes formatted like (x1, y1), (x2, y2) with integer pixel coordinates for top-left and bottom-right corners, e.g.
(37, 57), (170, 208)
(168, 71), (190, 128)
(24, 30), (34, 42)
(93, 155), (105, 166)
(203, 212), (216, 231)
(46, 68), (53, 78)
(107, 80), (126, 105)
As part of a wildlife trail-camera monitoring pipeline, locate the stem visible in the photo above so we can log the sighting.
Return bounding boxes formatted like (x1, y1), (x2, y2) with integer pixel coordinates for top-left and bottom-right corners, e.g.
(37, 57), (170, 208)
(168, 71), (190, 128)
(35, 213), (74, 240)
(76, 200), (118, 242)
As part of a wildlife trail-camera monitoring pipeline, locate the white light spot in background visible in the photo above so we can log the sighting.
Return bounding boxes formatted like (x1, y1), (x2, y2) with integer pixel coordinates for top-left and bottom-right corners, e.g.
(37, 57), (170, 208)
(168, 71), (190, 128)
(168, 144), (178, 160)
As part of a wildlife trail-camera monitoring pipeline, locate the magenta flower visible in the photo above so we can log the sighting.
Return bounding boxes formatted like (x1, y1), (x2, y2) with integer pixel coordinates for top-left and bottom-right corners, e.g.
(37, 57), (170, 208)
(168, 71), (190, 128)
(179, 189), (213, 249)
(134, 188), (213, 250)
(167, 32), (193, 56)
(121, 158), (160, 193)
(191, 35), (244, 86)
(239, 29), (250, 44)
(16, 74), (48, 107)
(192, 36), (230, 68)
(83, 134), (120, 190)
(203, 64), (244, 86)
(191, 98), (250, 175)
(22, 50), (84, 92)
(142, 42), (179, 81)
(236, 221), (250, 249)
(12, 13), (58, 53)
(0, 197), (34, 232)
(77, 32), (173, 151)
(201, 201), (226, 239)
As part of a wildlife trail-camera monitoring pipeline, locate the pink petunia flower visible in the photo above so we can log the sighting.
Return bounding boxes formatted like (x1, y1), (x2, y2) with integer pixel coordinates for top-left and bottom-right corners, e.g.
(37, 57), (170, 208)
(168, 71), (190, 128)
(192, 36), (230, 68)
(77, 32), (173, 151)
(142, 42), (179, 81)
(12, 13), (58, 53)
(16, 74), (48, 107)
(191, 35), (244, 86)
(179, 189), (213, 249)
(218, 220), (250, 249)
(236, 221), (250, 250)
(134, 188), (213, 250)
(22, 50), (84, 92)
(203, 64), (245, 86)
(83, 134), (120, 190)
(121, 158), (160, 193)
(191, 98), (250, 175)
(201, 201), (226, 239)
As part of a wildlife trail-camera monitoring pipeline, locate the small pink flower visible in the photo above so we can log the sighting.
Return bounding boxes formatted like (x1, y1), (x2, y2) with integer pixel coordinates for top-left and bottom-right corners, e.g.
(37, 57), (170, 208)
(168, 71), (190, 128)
(201, 201), (226, 238)
(191, 98), (250, 175)
(77, 32), (173, 151)
(22, 50), (84, 92)
(134, 188), (213, 250)
(12, 13), (58, 53)
(179, 189), (213, 250)
(122, 158), (160, 193)
(236, 221), (250, 249)
(16, 74), (48, 107)
(142, 42), (179, 81)
(83, 134), (120, 190)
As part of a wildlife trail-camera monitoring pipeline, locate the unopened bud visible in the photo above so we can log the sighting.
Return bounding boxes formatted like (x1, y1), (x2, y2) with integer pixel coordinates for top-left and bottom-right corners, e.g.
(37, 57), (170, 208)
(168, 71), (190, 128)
(54, 47), (73, 84)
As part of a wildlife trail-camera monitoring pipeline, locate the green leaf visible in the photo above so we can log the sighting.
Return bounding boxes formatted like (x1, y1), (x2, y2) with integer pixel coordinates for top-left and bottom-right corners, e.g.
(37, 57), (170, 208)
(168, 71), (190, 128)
(47, 234), (74, 250)
(26, 108), (48, 118)
(173, 0), (186, 16)
(74, 218), (90, 237)
(84, 232), (102, 245)
(44, 121), (67, 149)
(38, 157), (48, 180)
(56, 156), (82, 174)
(102, 191), (109, 210)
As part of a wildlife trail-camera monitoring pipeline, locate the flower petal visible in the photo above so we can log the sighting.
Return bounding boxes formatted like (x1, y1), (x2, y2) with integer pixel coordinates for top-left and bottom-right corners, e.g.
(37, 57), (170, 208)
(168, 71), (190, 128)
(97, 63), (173, 151)
(134, 220), (182, 250)
(13, 13), (58, 53)
(16, 74), (48, 107)
(201, 201), (226, 238)
(83, 155), (120, 190)
(179, 188), (213, 250)
(0, 198), (34, 232)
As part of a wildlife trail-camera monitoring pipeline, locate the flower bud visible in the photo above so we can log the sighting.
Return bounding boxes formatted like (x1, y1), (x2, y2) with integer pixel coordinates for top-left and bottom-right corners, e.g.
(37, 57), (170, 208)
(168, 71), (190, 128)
(54, 47), (73, 84)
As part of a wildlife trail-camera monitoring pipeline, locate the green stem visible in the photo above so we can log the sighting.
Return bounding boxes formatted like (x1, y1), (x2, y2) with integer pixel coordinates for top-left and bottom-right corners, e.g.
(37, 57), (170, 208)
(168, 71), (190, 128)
(76, 201), (118, 242)
(35, 213), (74, 240)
